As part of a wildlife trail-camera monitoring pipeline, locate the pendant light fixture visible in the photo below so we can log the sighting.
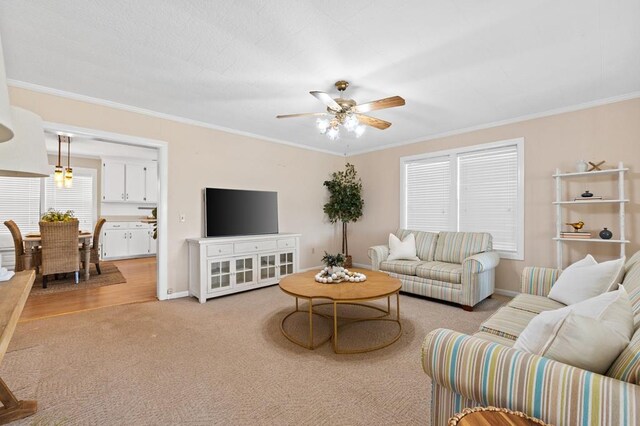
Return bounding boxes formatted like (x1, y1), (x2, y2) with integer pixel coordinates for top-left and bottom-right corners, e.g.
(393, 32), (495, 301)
(64, 136), (73, 188)
(0, 107), (50, 177)
(0, 33), (15, 142)
(54, 135), (65, 186)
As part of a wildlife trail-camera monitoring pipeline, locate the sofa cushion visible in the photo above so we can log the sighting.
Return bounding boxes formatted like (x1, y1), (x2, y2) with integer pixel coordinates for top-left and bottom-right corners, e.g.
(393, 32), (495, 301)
(548, 255), (625, 305)
(513, 287), (633, 375)
(607, 327), (640, 385)
(473, 331), (515, 347)
(480, 306), (537, 340)
(388, 233), (419, 261)
(379, 260), (422, 276)
(507, 293), (566, 314)
(434, 231), (492, 264)
(396, 229), (438, 261)
(622, 261), (640, 328)
(415, 261), (462, 284)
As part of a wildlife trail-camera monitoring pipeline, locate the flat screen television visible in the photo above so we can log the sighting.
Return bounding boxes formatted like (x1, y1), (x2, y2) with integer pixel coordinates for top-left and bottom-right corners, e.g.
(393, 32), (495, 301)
(204, 188), (278, 237)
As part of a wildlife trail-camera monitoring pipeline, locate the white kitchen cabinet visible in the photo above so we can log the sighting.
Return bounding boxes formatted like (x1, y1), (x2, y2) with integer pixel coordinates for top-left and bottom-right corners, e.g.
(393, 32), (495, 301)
(102, 222), (156, 259)
(102, 161), (126, 202)
(102, 228), (129, 259)
(125, 163), (146, 202)
(129, 228), (151, 256)
(101, 158), (157, 204)
(187, 233), (300, 303)
(145, 162), (158, 203)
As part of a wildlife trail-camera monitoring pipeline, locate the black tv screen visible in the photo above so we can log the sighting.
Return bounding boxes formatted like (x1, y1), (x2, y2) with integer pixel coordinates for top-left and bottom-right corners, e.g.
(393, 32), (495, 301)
(204, 188), (278, 237)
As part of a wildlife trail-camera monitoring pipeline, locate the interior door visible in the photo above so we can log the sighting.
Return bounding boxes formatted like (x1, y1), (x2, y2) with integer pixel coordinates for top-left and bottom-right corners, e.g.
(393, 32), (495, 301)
(126, 163), (146, 202)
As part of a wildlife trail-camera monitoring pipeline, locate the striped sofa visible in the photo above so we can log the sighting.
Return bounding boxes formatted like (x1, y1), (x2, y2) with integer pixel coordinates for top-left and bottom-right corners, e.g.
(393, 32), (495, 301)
(368, 229), (500, 311)
(422, 251), (640, 426)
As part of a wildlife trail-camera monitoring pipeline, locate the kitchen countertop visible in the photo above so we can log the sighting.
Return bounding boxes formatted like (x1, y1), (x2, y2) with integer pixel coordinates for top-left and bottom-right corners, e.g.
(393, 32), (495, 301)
(103, 215), (156, 223)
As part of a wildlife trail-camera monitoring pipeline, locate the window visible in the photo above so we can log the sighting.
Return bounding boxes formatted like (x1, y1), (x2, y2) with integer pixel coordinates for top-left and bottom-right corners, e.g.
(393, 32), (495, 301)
(44, 170), (96, 230)
(0, 177), (42, 235)
(401, 138), (524, 259)
(0, 167), (97, 237)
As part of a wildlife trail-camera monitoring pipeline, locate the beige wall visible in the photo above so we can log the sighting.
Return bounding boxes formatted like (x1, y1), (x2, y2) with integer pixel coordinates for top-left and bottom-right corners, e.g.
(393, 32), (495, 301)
(348, 98), (640, 293)
(11, 86), (640, 295)
(11, 87), (343, 294)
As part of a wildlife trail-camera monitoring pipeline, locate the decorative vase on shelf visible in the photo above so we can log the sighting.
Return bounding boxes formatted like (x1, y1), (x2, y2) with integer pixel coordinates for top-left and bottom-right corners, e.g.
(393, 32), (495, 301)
(599, 228), (613, 240)
(581, 190), (593, 198)
(576, 160), (589, 173)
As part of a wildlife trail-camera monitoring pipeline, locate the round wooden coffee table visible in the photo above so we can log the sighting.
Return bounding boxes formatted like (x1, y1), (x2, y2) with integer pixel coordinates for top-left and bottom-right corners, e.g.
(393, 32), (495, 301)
(279, 269), (402, 354)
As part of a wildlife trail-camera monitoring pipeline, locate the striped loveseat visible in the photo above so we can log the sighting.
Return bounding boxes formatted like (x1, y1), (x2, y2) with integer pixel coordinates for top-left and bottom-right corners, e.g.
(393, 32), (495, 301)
(422, 251), (640, 426)
(369, 229), (500, 311)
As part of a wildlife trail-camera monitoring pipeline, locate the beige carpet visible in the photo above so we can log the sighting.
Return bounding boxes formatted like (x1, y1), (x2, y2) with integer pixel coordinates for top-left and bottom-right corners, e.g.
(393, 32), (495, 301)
(2, 286), (507, 425)
(31, 262), (126, 295)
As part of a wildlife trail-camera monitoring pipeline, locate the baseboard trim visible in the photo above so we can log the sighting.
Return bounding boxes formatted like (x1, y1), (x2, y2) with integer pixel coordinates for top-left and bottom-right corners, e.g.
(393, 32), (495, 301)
(166, 290), (189, 300)
(299, 265), (324, 272)
(352, 262), (371, 270)
(494, 288), (520, 298)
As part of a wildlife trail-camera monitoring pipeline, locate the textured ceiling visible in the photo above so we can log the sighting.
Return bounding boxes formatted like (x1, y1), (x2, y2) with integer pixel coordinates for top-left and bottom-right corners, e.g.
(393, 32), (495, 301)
(0, 0), (639, 154)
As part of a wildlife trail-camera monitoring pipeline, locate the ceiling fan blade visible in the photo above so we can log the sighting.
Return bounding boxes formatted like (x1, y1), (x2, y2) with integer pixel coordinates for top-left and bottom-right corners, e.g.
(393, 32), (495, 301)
(310, 91), (341, 111)
(353, 96), (405, 113)
(355, 114), (392, 130)
(276, 112), (329, 119)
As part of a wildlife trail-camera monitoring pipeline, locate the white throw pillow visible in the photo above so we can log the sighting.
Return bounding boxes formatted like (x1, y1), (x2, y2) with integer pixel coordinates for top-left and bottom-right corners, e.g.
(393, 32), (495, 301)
(387, 233), (419, 261)
(514, 286), (633, 374)
(548, 255), (625, 305)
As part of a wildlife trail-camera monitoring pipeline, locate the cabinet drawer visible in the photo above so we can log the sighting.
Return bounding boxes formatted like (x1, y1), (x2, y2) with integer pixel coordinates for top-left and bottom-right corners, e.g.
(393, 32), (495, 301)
(132, 222), (151, 229)
(104, 222), (128, 230)
(234, 240), (277, 253)
(206, 244), (234, 257)
(277, 238), (296, 249)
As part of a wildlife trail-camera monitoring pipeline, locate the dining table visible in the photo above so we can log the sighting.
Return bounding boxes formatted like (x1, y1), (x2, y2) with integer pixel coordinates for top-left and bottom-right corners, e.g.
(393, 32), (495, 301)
(22, 232), (93, 281)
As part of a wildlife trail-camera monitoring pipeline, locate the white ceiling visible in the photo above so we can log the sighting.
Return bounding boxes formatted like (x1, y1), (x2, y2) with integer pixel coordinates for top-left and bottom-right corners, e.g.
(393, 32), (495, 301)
(1, 1), (639, 154)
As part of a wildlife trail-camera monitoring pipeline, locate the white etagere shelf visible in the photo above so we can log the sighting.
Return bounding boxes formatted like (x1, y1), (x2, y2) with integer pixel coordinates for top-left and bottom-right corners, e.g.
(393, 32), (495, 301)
(554, 161), (628, 269)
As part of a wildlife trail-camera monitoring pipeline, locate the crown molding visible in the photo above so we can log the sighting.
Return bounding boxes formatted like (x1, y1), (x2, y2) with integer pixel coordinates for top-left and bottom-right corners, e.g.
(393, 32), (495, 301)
(347, 91), (640, 156)
(9, 79), (639, 159)
(7, 79), (343, 157)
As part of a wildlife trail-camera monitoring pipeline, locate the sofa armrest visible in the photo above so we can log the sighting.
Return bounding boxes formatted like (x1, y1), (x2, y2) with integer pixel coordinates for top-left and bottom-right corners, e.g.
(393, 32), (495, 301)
(520, 266), (561, 296)
(422, 328), (639, 426)
(368, 245), (389, 270)
(462, 251), (500, 273)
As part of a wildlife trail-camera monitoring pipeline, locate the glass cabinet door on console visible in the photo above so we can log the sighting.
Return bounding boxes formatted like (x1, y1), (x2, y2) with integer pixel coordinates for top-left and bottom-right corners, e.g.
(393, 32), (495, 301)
(259, 254), (277, 282)
(208, 260), (232, 293)
(235, 256), (255, 286)
(279, 252), (295, 277)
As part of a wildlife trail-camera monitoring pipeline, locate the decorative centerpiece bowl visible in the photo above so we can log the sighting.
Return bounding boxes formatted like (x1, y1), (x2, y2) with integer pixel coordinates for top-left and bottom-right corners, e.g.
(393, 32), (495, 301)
(314, 266), (366, 284)
(316, 251), (366, 284)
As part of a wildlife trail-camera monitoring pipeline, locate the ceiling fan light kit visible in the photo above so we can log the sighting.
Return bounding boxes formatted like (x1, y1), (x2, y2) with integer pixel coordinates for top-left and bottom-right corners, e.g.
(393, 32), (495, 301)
(278, 80), (405, 142)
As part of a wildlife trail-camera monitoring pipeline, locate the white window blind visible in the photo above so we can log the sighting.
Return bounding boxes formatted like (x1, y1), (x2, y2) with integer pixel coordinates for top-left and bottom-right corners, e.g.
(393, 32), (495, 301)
(458, 146), (519, 252)
(0, 177), (42, 235)
(45, 174), (95, 230)
(405, 157), (451, 233)
(401, 138), (524, 259)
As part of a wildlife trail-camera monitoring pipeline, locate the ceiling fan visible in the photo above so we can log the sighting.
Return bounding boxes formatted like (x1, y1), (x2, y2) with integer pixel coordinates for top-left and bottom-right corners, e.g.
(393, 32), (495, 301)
(276, 80), (405, 140)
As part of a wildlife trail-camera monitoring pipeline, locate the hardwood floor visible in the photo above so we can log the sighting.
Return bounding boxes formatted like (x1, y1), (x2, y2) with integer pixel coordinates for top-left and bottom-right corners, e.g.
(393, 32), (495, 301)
(20, 257), (157, 322)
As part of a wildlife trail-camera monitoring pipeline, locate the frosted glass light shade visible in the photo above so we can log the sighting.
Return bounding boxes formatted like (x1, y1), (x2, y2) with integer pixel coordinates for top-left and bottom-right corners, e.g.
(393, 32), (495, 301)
(0, 34), (14, 142)
(0, 107), (50, 177)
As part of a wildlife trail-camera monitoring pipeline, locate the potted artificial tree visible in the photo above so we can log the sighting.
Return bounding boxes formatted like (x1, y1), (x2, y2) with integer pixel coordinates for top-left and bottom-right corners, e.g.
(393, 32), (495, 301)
(323, 163), (364, 268)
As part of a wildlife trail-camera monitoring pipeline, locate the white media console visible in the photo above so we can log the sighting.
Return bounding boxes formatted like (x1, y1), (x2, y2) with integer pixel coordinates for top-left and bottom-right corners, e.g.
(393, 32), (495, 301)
(187, 233), (300, 303)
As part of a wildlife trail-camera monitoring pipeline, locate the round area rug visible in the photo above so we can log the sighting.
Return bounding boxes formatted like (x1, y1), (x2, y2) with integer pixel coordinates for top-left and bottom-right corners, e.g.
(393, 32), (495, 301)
(30, 262), (126, 295)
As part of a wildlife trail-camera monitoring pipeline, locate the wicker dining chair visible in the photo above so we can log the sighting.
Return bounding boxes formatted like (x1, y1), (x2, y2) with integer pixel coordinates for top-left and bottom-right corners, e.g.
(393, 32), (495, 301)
(4, 220), (28, 272)
(39, 220), (80, 288)
(83, 217), (106, 275)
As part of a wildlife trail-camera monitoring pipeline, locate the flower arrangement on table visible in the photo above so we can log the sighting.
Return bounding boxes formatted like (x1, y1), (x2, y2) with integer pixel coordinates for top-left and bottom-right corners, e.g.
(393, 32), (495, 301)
(315, 252), (367, 284)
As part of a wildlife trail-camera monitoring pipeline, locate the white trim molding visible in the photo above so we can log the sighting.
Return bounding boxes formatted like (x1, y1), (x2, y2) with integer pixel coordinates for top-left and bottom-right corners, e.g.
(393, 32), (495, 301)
(494, 288), (520, 298)
(166, 290), (190, 300)
(42, 121), (170, 301)
(9, 79), (639, 158)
